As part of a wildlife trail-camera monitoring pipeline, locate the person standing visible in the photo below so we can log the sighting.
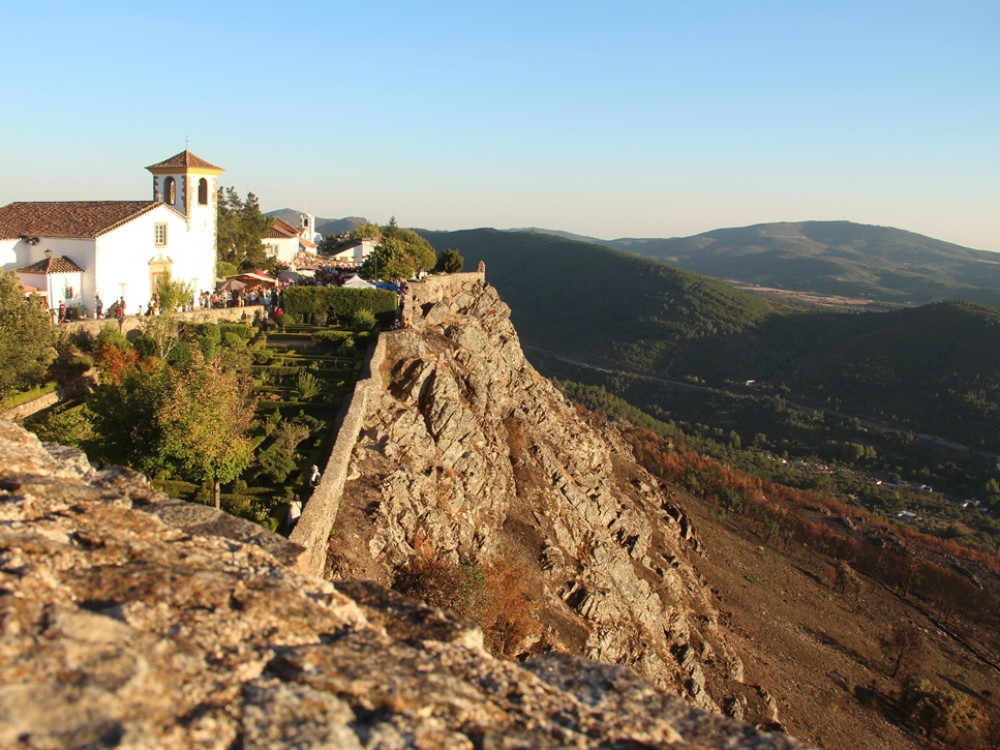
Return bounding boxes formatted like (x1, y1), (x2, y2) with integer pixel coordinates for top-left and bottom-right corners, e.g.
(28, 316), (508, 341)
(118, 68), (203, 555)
(95, 294), (103, 319)
(58, 300), (67, 323)
(287, 494), (302, 532)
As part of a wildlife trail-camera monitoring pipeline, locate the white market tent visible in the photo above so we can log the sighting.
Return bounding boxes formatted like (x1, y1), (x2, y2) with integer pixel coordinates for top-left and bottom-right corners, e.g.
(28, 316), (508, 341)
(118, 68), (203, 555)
(341, 274), (376, 289)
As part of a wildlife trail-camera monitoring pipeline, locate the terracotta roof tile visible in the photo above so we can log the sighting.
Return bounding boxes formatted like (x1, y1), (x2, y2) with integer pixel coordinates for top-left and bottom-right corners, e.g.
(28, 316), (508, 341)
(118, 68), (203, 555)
(146, 150), (223, 172)
(267, 217), (300, 239)
(16, 255), (85, 274)
(0, 220), (20, 240)
(0, 201), (164, 238)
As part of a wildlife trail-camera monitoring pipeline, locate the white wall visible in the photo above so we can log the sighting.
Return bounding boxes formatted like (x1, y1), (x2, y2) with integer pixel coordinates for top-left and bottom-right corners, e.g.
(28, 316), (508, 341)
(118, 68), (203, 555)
(0, 239), (20, 271)
(95, 205), (211, 313)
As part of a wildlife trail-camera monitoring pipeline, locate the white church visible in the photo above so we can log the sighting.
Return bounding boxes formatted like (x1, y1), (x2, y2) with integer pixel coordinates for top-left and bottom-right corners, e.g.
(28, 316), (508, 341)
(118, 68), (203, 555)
(0, 150), (223, 317)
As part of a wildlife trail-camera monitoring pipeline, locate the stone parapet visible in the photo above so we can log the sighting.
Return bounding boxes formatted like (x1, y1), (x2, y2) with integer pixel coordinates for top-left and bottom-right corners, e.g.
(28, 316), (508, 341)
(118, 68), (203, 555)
(289, 333), (387, 575)
(58, 306), (265, 338)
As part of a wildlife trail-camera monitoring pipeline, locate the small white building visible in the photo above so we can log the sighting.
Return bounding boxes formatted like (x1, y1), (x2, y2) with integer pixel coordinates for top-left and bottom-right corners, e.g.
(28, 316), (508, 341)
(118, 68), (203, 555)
(329, 238), (379, 266)
(0, 150), (223, 316)
(264, 217), (302, 265)
(263, 213), (319, 265)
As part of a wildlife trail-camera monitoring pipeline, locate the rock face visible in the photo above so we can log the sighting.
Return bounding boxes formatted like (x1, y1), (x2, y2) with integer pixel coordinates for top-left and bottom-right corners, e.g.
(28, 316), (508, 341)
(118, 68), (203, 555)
(0, 420), (812, 748)
(329, 277), (771, 720)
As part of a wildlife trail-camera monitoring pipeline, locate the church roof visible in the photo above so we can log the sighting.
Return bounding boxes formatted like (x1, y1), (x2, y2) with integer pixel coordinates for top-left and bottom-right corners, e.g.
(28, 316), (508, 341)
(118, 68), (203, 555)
(17, 255), (86, 274)
(0, 220), (20, 240)
(146, 150), (224, 172)
(267, 217), (300, 239)
(0, 201), (164, 238)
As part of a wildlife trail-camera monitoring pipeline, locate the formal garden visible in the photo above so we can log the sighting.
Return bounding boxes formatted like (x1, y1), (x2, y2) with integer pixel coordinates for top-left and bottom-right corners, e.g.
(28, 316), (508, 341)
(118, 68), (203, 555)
(18, 286), (399, 534)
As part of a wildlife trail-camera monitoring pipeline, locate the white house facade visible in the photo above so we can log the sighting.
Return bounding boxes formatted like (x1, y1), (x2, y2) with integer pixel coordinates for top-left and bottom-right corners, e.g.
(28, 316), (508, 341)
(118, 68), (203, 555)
(262, 213), (319, 265)
(329, 238), (379, 266)
(264, 217), (302, 265)
(0, 151), (223, 316)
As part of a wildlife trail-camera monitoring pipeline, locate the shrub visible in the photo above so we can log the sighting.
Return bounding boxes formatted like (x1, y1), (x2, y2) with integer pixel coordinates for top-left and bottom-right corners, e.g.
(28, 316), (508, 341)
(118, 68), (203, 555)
(393, 535), (540, 660)
(901, 675), (981, 741)
(352, 308), (376, 332)
(94, 325), (130, 354)
(394, 534), (487, 621)
(165, 340), (192, 369)
(191, 323), (221, 361)
(131, 335), (158, 358)
(296, 371), (324, 400)
(221, 331), (243, 349)
(283, 286), (397, 324)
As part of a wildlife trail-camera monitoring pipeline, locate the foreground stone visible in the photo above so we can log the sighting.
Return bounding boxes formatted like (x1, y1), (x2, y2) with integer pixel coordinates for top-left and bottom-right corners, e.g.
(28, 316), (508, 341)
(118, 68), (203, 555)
(0, 421), (811, 748)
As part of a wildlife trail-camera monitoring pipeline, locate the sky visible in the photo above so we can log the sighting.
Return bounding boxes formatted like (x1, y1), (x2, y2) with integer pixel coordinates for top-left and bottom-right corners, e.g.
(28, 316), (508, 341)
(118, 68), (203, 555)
(4, 0), (998, 251)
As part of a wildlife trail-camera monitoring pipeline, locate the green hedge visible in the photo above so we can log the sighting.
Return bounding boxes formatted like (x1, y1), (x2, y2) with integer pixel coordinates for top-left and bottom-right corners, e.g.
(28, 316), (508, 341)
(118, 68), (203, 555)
(283, 287), (397, 324)
(1, 381), (59, 409)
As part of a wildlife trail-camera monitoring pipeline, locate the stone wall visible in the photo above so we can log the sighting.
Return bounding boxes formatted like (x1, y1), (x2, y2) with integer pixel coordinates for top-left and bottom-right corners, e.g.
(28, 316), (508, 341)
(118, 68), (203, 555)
(289, 334), (387, 575)
(0, 389), (61, 421)
(59, 305), (265, 339)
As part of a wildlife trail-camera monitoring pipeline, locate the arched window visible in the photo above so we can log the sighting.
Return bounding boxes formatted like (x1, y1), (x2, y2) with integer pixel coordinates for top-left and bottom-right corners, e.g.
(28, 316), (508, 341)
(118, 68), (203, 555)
(198, 178), (209, 205)
(165, 177), (176, 204)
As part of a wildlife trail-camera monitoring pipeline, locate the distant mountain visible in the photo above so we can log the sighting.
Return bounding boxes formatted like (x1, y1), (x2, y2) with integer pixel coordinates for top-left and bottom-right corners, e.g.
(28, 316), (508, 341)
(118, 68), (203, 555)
(264, 209), (367, 239)
(597, 221), (1000, 309)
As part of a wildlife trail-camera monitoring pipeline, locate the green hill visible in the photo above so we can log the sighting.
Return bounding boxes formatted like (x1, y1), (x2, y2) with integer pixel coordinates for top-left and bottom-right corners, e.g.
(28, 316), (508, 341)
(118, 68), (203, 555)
(419, 228), (775, 370)
(605, 221), (1000, 308)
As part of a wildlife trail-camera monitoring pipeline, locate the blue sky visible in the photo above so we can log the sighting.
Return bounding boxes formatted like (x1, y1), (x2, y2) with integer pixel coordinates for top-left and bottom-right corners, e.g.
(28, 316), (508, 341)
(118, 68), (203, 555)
(5, 1), (998, 250)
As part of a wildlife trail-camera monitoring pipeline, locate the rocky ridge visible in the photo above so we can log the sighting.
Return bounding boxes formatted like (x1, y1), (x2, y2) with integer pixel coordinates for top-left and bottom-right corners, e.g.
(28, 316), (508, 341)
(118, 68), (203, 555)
(329, 275), (778, 724)
(0, 419), (813, 748)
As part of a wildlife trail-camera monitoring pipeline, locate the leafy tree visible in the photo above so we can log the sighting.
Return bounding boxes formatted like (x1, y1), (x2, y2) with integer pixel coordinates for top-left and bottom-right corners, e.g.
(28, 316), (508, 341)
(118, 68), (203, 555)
(156, 270), (195, 313)
(348, 221), (383, 241)
(216, 187), (273, 272)
(359, 217), (437, 280)
(156, 350), (257, 508)
(435, 248), (464, 273)
(257, 420), (311, 483)
(139, 271), (196, 361)
(0, 271), (57, 400)
(85, 357), (168, 473)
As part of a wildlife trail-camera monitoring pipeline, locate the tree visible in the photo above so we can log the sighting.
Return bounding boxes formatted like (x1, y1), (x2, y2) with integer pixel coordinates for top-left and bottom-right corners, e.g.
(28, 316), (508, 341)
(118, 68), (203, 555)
(0, 271), (57, 400)
(85, 354), (168, 474)
(434, 248), (464, 273)
(156, 350), (257, 508)
(881, 622), (922, 679)
(142, 271), (196, 360)
(832, 559), (863, 599)
(359, 217), (437, 280)
(216, 187), (273, 272)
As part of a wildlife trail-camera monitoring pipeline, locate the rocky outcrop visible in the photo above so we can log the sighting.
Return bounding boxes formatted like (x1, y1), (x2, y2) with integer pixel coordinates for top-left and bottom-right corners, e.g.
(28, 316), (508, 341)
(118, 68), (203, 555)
(0, 420), (812, 748)
(329, 276), (772, 721)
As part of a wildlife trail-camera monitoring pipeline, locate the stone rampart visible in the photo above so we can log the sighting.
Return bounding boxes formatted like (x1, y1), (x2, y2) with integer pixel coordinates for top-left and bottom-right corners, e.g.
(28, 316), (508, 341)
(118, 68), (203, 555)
(289, 330), (387, 575)
(0, 390), (61, 421)
(58, 305), (265, 339)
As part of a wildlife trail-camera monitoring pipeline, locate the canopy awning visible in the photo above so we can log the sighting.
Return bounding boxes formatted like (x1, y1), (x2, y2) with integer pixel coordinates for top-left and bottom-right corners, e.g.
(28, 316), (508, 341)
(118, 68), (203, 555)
(235, 272), (277, 284)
